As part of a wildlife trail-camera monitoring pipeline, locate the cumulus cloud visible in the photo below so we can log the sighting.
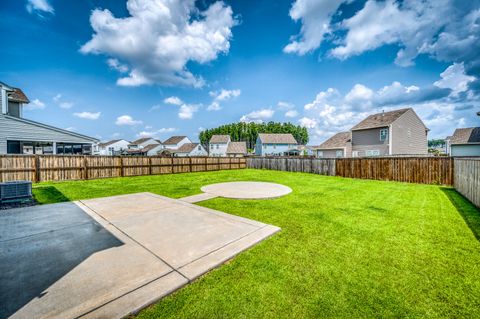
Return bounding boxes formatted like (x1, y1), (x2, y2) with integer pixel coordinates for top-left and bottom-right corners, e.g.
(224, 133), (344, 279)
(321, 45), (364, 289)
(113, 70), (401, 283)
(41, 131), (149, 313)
(164, 96), (183, 106)
(53, 94), (74, 109)
(277, 101), (295, 110)
(285, 110), (299, 118)
(107, 58), (129, 73)
(80, 0), (237, 87)
(286, 0), (480, 90)
(178, 104), (199, 120)
(434, 63), (476, 96)
(137, 127), (177, 138)
(240, 108), (274, 123)
(73, 111), (101, 120)
(299, 117), (317, 128)
(26, 0), (54, 15)
(207, 88), (240, 111)
(24, 98), (46, 111)
(115, 115), (143, 126)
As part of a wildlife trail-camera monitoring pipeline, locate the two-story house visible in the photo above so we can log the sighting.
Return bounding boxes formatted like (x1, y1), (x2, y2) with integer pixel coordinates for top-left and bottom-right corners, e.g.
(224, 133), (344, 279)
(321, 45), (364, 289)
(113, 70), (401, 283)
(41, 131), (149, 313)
(162, 136), (192, 150)
(171, 143), (208, 157)
(315, 132), (351, 158)
(94, 139), (130, 155)
(0, 81), (98, 154)
(254, 134), (298, 156)
(126, 137), (162, 155)
(350, 108), (428, 157)
(209, 135), (230, 156)
(446, 127), (480, 156)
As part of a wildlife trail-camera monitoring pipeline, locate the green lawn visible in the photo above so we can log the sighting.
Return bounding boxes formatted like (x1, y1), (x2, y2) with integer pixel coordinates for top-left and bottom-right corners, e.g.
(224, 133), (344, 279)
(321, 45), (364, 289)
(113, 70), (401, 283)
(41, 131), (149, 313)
(33, 169), (480, 318)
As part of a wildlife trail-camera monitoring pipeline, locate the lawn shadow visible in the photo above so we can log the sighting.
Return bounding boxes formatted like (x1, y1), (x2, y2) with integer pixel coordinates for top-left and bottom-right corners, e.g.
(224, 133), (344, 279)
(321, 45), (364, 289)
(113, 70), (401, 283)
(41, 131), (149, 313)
(33, 186), (70, 204)
(441, 187), (480, 242)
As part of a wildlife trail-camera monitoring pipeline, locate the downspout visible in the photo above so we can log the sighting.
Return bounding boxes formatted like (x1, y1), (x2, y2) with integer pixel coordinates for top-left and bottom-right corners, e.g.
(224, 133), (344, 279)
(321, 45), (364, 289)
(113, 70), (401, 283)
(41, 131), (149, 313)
(388, 124), (393, 155)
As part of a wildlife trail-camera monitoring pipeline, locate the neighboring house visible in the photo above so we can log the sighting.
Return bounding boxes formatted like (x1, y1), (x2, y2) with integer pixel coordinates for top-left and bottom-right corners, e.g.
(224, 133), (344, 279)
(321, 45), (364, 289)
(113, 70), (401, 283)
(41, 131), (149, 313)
(162, 136), (192, 150)
(128, 137), (161, 150)
(209, 135), (230, 157)
(94, 139), (130, 155)
(447, 127), (480, 156)
(315, 132), (352, 158)
(350, 108), (428, 157)
(254, 134), (298, 156)
(0, 81), (98, 154)
(171, 143), (208, 157)
(125, 143), (164, 156)
(297, 145), (315, 156)
(226, 141), (247, 157)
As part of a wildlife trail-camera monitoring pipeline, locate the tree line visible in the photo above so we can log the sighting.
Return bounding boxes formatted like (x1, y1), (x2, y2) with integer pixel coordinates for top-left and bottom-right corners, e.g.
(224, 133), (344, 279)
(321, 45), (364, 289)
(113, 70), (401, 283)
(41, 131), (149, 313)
(199, 122), (309, 150)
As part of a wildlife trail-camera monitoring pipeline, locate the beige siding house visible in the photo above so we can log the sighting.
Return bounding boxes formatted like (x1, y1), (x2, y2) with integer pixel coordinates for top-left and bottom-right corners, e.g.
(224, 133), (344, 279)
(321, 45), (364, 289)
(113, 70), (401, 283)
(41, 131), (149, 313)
(315, 132), (351, 158)
(226, 141), (247, 157)
(351, 108), (428, 157)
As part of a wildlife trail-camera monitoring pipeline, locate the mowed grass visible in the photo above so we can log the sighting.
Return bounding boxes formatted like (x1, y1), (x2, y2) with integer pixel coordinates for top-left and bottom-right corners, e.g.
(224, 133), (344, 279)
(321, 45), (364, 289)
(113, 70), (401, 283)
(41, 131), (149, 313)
(33, 169), (480, 318)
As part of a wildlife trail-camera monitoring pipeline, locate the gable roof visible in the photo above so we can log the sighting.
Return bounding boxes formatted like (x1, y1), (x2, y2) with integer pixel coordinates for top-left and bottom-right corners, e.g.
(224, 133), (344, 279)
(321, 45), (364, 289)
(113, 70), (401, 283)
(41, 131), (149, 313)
(142, 143), (163, 152)
(351, 108), (411, 131)
(450, 127), (480, 145)
(172, 143), (200, 153)
(316, 132), (351, 150)
(258, 133), (297, 144)
(226, 141), (247, 154)
(210, 135), (230, 143)
(130, 137), (158, 145)
(163, 136), (187, 145)
(7, 88), (30, 103)
(99, 139), (123, 148)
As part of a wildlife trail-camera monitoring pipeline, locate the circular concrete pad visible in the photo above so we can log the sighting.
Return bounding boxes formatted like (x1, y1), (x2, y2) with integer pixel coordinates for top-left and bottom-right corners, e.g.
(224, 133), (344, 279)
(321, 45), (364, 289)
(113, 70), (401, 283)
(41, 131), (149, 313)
(201, 182), (292, 199)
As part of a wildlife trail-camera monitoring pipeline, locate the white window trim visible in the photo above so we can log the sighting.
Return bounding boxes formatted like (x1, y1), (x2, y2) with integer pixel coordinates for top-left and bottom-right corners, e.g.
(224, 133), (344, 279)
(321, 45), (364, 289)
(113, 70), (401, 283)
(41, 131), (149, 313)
(366, 150), (380, 156)
(380, 128), (388, 141)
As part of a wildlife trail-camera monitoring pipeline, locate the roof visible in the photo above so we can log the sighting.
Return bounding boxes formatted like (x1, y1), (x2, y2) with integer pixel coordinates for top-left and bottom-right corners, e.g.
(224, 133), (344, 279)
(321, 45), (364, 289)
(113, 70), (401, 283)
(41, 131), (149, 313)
(163, 136), (187, 145)
(142, 143), (162, 152)
(351, 108), (411, 131)
(316, 132), (351, 149)
(99, 139), (122, 147)
(226, 141), (247, 154)
(7, 88), (30, 103)
(210, 135), (230, 143)
(450, 127), (480, 145)
(258, 133), (297, 144)
(130, 137), (158, 145)
(172, 143), (199, 153)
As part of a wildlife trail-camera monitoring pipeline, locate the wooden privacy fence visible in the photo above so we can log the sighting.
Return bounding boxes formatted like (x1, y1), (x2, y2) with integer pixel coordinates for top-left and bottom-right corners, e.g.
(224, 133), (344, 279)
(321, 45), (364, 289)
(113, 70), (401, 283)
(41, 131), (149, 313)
(454, 158), (480, 208)
(247, 156), (453, 185)
(247, 157), (336, 176)
(0, 155), (246, 183)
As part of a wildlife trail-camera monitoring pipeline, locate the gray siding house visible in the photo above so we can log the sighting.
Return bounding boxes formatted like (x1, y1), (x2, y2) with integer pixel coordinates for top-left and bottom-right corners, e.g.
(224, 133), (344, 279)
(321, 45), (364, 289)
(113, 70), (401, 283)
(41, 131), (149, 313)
(315, 132), (351, 158)
(254, 134), (298, 156)
(447, 127), (480, 156)
(0, 82), (98, 155)
(351, 108), (428, 157)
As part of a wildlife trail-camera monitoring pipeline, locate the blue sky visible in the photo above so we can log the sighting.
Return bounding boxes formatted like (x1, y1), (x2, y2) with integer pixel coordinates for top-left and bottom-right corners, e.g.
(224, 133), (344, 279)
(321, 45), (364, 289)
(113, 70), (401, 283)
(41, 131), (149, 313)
(1, 0), (479, 144)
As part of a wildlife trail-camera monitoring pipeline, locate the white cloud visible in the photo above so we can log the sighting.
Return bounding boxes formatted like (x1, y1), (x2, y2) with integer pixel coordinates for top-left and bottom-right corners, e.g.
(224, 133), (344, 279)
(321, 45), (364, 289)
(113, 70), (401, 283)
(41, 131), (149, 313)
(107, 58), (129, 73)
(73, 111), (101, 120)
(240, 108), (274, 123)
(284, 0), (346, 55)
(277, 101), (295, 110)
(59, 102), (73, 109)
(207, 88), (241, 111)
(178, 104), (198, 120)
(285, 110), (299, 118)
(24, 98), (46, 111)
(345, 84), (374, 103)
(115, 115), (142, 126)
(434, 63), (476, 96)
(137, 127), (177, 138)
(299, 117), (317, 128)
(53, 94), (74, 109)
(164, 96), (183, 106)
(80, 0), (237, 87)
(26, 0), (54, 15)
(53, 94), (61, 102)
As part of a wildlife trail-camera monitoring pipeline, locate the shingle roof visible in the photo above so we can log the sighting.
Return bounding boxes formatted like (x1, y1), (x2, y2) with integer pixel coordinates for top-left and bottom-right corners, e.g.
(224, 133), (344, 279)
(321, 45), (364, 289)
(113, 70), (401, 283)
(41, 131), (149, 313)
(172, 143), (199, 153)
(316, 132), (351, 149)
(351, 108), (411, 131)
(99, 139), (122, 148)
(7, 88), (30, 103)
(163, 136), (187, 145)
(130, 137), (156, 145)
(258, 133), (297, 144)
(210, 135), (230, 143)
(226, 141), (247, 154)
(450, 127), (480, 145)
(142, 143), (162, 152)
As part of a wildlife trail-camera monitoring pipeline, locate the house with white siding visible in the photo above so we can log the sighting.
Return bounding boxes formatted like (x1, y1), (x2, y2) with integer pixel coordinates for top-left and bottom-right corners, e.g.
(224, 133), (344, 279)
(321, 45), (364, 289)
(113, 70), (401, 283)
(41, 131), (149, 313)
(254, 134), (298, 156)
(171, 143), (208, 157)
(162, 136), (192, 150)
(0, 81), (98, 154)
(209, 135), (230, 157)
(94, 139), (130, 155)
(446, 127), (480, 156)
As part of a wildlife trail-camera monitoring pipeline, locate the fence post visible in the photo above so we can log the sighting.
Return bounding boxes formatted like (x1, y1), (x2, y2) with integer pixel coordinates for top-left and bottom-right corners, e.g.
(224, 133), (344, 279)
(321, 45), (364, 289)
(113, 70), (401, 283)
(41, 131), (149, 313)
(189, 157), (192, 173)
(148, 157), (152, 176)
(171, 157), (174, 174)
(34, 155), (40, 183)
(205, 157), (208, 172)
(119, 157), (124, 177)
(83, 156), (88, 180)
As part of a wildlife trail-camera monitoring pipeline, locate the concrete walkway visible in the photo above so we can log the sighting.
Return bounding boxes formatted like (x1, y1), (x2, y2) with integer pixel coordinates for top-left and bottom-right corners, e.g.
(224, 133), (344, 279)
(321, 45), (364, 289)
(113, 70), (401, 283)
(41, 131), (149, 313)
(1, 193), (279, 319)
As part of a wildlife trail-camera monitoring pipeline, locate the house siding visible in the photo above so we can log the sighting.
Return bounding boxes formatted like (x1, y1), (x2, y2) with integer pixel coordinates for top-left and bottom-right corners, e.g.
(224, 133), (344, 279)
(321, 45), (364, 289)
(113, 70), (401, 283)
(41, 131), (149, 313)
(209, 143), (229, 156)
(0, 115), (96, 154)
(351, 127), (389, 156)
(451, 145), (480, 156)
(316, 149), (344, 158)
(391, 109), (428, 154)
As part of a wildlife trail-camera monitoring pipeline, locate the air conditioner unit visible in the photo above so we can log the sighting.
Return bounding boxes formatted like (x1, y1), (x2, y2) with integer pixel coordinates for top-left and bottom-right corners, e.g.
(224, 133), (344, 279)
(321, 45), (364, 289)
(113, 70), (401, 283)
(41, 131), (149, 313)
(0, 181), (32, 203)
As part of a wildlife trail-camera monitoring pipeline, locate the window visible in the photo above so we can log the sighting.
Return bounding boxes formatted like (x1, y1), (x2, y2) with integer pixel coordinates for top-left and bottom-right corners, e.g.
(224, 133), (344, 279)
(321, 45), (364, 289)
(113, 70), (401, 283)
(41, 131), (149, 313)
(263, 144), (267, 149)
(366, 150), (380, 156)
(210, 144), (213, 149)
(273, 145), (276, 149)
(352, 151), (359, 158)
(335, 150), (343, 158)
(198, 145), (201, 150)
(380, 128), (388, 141)
(216, 144), (219, 149)
(317, 151), (323, 158)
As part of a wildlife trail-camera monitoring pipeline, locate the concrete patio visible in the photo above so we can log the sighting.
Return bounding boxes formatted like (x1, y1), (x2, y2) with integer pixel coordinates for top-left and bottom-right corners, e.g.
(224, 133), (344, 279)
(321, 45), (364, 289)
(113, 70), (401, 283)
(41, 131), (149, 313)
(0, 192), (280, 319)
